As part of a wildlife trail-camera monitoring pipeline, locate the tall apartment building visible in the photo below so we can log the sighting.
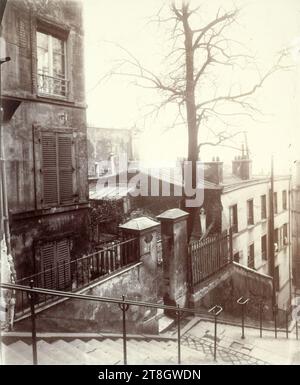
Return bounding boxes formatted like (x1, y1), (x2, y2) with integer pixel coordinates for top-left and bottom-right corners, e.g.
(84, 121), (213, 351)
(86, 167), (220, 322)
(1, 0), (90, 284)
(292, 161), (300, 290)
(221, 156), (291, 310)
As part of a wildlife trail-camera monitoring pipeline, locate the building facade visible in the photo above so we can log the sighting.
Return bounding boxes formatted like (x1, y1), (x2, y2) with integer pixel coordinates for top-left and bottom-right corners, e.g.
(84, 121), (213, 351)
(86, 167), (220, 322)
(1, 0), (90, 283)
(87, 126), (136, 177)
(292, 161), (300, 290)
(221, 157), (291, 310)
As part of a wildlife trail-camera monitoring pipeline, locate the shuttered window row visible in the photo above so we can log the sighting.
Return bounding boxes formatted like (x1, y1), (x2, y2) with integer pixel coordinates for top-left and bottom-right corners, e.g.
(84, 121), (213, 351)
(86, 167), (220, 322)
(41, 132), (76, 206)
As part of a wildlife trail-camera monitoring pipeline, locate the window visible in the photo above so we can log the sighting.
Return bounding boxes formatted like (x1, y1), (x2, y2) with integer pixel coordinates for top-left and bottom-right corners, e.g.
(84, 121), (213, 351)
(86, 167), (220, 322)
(41, 131), (77, 206)
(283, 223), (288, 246)
(261, 235), (267, 261)
(273, 192), (278, 214)
(248, 243), (255, 269)
(233, 251), (240, 263)
(229, 204), (238, 233)
(282, 190), (287, 211)
(274, 265), (280, 291)
(38, 239), (71, 290)
(261, 195), (267, 219)
(247, 199), (254, 225)
(37, 30), (68, 97)
(274, 228), (279, 252)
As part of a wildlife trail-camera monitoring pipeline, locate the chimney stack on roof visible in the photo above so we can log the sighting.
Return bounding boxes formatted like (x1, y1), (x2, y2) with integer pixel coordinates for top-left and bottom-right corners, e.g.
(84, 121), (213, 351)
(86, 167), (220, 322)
(203, 156), (223, 185)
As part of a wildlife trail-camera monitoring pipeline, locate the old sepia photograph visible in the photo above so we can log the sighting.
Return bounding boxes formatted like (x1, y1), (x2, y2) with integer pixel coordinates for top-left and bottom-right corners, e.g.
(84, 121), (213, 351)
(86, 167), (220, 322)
(0, 0), (300, 368)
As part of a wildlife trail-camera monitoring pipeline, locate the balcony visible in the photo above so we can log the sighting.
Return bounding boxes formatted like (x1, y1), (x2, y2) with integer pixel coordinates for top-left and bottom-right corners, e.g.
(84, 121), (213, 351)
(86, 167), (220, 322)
(37, 73), (69, 98)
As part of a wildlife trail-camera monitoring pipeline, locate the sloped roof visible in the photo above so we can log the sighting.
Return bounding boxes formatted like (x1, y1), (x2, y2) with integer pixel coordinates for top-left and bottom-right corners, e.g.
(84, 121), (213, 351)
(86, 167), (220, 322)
(89, 185), (135, 200)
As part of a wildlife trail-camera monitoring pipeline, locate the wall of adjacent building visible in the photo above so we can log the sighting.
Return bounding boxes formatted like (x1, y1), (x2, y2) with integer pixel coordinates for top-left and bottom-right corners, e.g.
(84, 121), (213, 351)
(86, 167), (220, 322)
(1, 0), (90, 279)
(221, 177), (291, 309)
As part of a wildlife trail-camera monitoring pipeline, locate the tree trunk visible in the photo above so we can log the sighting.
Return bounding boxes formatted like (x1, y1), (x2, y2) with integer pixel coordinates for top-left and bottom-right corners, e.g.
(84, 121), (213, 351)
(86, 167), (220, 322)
(182, 7), (199, 240)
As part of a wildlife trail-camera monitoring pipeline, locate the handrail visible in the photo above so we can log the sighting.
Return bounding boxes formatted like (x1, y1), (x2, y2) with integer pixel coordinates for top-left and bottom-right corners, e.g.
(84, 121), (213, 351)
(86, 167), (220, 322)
(1, 282), (200, 316)
(1, 283), (298, 365)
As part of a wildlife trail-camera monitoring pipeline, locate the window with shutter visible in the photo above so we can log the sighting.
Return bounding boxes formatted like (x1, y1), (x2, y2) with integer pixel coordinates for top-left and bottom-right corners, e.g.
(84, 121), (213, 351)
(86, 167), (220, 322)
(42, 134), (59, 205)
(56, 238), (71, 289)
(58, 135), (74, 203)
(40, 131), (76, 207)
(247, 243), (255, 269)
(40, 241), (56, 289)
(39, 238), (71, 290)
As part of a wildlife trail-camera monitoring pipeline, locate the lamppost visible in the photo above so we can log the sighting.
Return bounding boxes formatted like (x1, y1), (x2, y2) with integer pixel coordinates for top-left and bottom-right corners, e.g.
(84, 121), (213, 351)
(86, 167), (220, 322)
(0, 5), (11, 253)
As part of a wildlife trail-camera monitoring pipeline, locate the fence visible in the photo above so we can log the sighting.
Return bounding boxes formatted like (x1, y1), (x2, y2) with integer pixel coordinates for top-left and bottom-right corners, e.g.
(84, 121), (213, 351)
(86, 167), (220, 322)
(15, 237), (138, 315)
(188, 230), (232, 290)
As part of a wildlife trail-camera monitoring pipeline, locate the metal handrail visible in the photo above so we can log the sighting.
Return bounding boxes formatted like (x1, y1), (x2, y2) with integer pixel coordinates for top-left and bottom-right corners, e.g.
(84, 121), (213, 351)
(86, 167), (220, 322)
(2, 283), (298, 365)
(1, 282), (206, 315)
(208, 305), (223, 361)
(237, 296), (250, 339)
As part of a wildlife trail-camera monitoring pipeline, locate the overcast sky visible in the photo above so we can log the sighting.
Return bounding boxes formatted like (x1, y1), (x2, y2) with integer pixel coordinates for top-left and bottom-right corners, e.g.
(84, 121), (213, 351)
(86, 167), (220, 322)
(83, 0), (300, 175)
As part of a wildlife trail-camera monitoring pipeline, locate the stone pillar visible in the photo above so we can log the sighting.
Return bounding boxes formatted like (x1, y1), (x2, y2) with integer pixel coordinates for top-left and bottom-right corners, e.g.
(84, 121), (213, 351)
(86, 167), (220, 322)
(157, 208), (189, 314)
(119, 216), (160, 306)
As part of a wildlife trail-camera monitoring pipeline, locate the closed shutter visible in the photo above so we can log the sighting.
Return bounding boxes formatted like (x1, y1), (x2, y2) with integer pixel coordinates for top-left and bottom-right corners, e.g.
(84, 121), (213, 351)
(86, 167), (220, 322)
(56, 238), (71, 289)
(41, 242), (55, 289)
(58, 134), (74, 204)
(41, 134), (59, 205)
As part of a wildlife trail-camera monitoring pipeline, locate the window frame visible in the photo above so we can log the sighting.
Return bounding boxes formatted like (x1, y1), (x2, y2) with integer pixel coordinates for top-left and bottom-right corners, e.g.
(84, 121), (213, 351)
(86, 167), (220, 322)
(35, 20), (70, 99)
(261, 194), (267, 220)
(248, 243), (255, 269)
(261, 234), (267, 261)
(282, 190), (287, 211)
(33, 126), (79, 210)
(229, 204), (238, 233)
(247, 199), (254, 226)
(273, 192), (278, 214)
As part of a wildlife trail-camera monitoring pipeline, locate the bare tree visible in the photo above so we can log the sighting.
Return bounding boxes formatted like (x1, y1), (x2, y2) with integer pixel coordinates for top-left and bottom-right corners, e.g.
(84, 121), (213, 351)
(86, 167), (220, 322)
(105, 1), (289, 238)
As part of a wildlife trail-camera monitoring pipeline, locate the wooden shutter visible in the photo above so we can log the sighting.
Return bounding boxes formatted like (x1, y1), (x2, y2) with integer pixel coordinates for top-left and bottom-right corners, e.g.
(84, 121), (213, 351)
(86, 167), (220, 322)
(41, 242), (55, 289)
(58, 134), (74, 204)
(56, 238), (71, 289)
(41, 133), (59, 206)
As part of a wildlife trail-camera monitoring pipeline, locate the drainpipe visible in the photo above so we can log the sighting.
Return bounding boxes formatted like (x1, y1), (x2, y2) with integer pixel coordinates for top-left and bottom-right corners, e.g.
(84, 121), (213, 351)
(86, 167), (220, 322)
(288, 175), (292, 306)
(0, 2), (11, 254)
(269, 155), (276, 308)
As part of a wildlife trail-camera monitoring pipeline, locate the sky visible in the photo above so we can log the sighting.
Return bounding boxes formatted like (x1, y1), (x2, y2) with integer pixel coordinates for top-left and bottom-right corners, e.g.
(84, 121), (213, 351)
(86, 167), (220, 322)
(83, 0), (300, 175)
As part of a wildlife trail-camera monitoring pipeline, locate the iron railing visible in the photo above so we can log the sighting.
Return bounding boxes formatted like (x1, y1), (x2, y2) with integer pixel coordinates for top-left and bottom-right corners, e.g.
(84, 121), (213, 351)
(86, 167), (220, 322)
(15, 237), (138, 315)
(37, 73), (69, 97)
(0, 282), (298, 365)
(188, 230), (232, 289)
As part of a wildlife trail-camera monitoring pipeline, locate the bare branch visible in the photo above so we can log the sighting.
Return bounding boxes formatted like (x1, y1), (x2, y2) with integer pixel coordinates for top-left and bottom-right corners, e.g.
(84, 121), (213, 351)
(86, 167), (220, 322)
(198, 130), (244, 151)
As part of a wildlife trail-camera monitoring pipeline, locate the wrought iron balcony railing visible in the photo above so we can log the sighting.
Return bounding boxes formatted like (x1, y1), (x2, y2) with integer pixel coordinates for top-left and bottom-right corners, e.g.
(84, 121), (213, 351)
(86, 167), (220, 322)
(37, 73), (69, 97)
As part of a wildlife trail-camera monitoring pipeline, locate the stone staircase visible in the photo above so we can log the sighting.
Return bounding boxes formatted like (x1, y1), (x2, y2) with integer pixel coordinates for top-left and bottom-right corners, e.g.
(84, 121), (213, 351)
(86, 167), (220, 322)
(0, 335), (209, 365)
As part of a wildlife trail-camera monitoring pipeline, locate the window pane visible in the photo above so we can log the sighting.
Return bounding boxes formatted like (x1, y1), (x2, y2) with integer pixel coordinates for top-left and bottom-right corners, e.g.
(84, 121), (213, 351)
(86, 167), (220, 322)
(53, 52), (65, 77)
(37, 31), (48, 50)
(37, 47), (50, 74)
(52, 36), (64, 54)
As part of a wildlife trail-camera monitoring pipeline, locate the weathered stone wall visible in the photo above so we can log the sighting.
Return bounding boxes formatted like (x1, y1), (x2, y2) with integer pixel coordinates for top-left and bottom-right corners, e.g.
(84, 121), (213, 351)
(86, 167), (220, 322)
(11, 208), (90, 280)
(1, 0), (90, 279)
(2, 0), (85, 103)
(190, 263), (274, 320)
(15, 262), (159, 334)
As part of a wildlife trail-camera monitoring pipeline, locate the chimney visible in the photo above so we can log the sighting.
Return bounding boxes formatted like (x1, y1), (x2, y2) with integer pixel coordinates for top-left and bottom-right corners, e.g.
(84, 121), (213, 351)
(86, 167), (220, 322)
(204, 156), (223, 184)
(131, 126), (141, 161)
(295, 160), (300, 188)
(232, 149), (252, 180)
(108, 153), (117, 175)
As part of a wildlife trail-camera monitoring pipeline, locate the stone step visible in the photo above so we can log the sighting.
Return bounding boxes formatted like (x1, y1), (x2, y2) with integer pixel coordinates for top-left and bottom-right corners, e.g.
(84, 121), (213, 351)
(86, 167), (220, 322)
(3, 340), (57, 365)
(72, 339), (120, 365)
(53, 339), (99, 365)
(87, 338), (122, 363)
(37, 340), (79, 365)
(1, 343), (31, 365)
